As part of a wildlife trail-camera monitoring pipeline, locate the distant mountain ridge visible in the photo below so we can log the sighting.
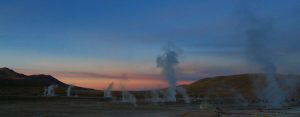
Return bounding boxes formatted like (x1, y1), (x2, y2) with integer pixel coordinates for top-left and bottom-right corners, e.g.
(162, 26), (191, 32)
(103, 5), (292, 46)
(0, 67), (27, 79)
(0, 67), (67, 87)
(0, 67), (99, 96)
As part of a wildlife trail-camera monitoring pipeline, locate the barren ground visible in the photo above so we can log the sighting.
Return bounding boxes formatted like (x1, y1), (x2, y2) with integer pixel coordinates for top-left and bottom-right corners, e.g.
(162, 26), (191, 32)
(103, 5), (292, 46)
(2, 97), (300, 117)
(0, 97), (199, 117)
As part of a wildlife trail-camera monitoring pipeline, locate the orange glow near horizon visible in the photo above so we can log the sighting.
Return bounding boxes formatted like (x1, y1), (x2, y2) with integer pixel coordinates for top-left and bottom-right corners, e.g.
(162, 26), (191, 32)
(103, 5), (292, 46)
(14, 67), (194, 91)
(57, 75), (193, 91)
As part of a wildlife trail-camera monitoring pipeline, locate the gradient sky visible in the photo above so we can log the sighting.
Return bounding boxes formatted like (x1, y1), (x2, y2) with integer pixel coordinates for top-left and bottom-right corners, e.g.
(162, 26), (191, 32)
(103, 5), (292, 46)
(0, 0), (299, 90)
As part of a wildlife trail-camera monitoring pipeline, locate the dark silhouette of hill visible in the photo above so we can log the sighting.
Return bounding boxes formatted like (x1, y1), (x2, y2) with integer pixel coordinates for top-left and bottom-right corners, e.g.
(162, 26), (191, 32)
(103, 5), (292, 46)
(0, 68), (98, 96)
(0, 67), (66, 87)
(0, 67), (27, 79)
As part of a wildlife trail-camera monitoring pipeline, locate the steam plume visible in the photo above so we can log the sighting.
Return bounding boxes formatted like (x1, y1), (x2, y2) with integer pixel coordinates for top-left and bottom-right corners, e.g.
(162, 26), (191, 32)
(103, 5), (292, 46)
(67, 84), (74, 97)
(104, 82), (114, 98)
(156, 43), (181, 102)
(238, 2), (285, 108)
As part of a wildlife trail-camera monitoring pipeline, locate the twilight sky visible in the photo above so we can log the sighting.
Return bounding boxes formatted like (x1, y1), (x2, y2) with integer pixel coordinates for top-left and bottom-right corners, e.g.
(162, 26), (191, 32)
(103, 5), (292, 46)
(0, 0), (299, 90)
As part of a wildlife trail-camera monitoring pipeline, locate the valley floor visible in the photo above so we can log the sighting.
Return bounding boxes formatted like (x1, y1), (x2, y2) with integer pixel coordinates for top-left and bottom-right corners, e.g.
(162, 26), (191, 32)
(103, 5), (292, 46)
(2, 97), (300, 117)
(0, 97), (198, 117)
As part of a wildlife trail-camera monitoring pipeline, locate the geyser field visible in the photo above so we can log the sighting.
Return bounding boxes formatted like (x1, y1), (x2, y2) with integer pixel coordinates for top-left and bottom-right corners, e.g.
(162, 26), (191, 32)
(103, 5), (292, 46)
(1, 40), (300, 117)
(1, 0), (300, 117)
(1, 46), (300, 117)
(1, 32), (300, 117)
(1, 94), (300, 117)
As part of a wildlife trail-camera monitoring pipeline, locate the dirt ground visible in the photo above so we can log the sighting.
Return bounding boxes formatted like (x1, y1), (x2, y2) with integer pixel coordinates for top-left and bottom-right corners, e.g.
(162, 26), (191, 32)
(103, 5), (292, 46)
(0, 97), (199, 117)
(1, 97), (300, 117)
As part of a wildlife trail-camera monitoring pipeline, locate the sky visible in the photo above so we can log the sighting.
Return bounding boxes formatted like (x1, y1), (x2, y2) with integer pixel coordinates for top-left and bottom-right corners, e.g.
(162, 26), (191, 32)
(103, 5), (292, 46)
(0, 0), (299, 90)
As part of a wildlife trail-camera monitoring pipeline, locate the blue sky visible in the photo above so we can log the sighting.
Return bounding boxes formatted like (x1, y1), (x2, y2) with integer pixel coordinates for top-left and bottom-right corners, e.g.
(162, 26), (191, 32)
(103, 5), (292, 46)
(0, 0), (299, 90)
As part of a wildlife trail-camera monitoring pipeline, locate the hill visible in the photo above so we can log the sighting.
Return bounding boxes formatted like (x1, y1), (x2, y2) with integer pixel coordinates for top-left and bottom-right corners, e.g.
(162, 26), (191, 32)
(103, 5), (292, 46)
(0, 67), (67, 87)
(185, 74), (300, 99)
(0, 67), (98, 96)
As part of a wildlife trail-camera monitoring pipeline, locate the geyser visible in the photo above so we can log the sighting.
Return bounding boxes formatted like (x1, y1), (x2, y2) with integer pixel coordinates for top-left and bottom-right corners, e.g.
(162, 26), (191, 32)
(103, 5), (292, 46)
(150, 89), (163, 104)
(156, 44), (181, 102)
(246, 19), (285, 108)
(43, 87), (48, 96)
(177, 86), (191, 103)
(104, 82), (114, 98)
(67, 84), (73, 97)
(120, 78), (137, 107)
(46, 84), (58, 96)
(239, 3), (285, 108)
(122, 91), (137, 107)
